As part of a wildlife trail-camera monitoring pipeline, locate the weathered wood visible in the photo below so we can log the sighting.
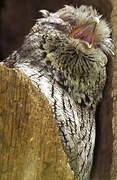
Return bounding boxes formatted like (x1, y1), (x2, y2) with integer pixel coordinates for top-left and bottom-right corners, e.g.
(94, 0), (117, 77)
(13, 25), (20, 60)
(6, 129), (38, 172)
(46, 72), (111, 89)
(0, 65), (73, 180)
(111, 0), (117, 179)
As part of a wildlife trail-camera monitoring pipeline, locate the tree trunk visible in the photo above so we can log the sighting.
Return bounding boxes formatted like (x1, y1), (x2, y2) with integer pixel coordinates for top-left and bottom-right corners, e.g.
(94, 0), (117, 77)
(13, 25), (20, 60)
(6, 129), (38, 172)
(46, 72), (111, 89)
(110, 0), (117, 179)
(0, 65), (73, 180)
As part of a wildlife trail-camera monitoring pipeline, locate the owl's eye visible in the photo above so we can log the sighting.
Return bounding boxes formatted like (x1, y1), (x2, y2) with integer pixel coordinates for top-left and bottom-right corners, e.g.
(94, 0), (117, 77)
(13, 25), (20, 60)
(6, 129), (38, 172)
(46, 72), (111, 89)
(71, 19), (99, 48)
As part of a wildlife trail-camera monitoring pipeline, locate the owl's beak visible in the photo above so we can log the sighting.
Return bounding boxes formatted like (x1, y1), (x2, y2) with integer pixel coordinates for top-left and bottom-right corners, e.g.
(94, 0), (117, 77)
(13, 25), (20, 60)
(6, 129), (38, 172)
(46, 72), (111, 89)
(72, 18), (99, 48)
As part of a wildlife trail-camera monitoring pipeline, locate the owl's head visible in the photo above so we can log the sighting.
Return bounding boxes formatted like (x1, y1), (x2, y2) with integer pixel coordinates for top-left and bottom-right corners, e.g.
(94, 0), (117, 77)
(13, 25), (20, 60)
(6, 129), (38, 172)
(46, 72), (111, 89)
(40, 5), (114, 55)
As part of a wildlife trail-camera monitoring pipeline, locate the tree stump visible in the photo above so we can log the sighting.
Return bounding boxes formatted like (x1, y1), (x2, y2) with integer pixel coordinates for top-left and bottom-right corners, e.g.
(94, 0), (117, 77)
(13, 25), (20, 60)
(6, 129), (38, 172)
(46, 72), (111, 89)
(0, 65), (73, 180)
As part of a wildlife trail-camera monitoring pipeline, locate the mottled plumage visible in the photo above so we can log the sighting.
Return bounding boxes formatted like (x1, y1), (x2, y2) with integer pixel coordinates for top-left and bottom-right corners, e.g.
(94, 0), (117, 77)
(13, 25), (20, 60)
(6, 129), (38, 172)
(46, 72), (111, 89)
(3, 5), (113, 180)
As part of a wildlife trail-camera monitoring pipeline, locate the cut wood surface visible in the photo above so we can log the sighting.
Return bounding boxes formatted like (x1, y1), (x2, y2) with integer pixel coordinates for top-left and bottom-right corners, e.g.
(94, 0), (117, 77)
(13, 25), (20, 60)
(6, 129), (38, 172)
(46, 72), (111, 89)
(0, 65), (73, 180)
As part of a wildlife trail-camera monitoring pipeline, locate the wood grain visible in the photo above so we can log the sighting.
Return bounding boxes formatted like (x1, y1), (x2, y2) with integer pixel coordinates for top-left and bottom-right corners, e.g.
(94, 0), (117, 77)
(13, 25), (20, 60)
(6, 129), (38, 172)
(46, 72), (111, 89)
(0, 64), (73, 180)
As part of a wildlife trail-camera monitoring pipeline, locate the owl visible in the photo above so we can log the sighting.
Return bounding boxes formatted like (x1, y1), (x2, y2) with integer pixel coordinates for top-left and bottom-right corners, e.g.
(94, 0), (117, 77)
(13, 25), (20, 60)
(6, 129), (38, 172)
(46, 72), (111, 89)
(3, 5), (114, 180)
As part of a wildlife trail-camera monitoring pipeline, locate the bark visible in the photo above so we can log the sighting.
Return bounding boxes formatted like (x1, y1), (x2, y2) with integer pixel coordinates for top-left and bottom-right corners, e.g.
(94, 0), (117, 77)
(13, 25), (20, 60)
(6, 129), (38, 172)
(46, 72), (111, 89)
(110, 0), (117, 179)
(0, 65), (73, 180)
